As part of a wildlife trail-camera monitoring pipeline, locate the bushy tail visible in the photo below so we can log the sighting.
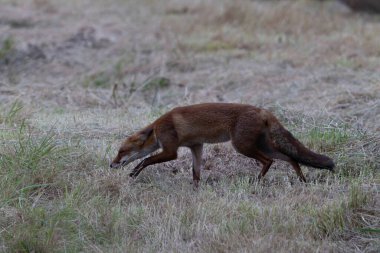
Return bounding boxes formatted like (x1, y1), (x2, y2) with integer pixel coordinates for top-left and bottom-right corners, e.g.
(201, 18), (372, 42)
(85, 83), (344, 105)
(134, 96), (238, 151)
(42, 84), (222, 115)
(269, 120), (335, 170)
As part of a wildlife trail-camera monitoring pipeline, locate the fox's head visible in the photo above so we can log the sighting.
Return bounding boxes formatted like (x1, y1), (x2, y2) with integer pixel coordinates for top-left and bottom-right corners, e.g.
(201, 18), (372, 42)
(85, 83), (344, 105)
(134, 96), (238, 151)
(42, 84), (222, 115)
(110, 127), (159, 169)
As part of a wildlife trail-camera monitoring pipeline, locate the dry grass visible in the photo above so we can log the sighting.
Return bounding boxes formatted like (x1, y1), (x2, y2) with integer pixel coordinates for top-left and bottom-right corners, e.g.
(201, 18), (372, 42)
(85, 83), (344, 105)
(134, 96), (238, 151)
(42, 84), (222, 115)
(0, 0), (379, 252)
(0, 103), (378, 252)
(162, 0), (380, 69)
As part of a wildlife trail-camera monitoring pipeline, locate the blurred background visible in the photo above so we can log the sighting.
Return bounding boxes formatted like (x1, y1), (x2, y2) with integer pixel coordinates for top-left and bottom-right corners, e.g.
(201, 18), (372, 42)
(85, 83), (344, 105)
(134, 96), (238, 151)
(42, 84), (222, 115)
(0, 0), (379, 132)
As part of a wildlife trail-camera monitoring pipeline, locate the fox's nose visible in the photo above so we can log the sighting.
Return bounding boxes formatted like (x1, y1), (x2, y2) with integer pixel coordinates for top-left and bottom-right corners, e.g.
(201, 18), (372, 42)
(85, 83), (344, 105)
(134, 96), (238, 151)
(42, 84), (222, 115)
(110, 163), (121, 169)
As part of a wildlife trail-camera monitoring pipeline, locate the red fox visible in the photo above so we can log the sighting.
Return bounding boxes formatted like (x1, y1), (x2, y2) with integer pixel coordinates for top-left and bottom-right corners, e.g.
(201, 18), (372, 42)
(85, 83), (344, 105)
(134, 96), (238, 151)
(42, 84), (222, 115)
(110, 103), (334, 186)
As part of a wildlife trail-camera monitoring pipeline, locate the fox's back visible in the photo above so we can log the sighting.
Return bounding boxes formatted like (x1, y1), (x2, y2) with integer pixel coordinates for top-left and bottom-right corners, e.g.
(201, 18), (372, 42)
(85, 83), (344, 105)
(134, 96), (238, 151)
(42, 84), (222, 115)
(156, 103), (262, 146)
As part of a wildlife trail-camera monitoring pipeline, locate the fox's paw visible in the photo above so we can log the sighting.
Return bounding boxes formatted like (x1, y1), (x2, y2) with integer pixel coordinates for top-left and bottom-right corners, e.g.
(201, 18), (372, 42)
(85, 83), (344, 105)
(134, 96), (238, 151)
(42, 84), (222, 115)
(129, 171), (138, 178)
(129, 167), (141, 178)
(129, 160), (145, 178)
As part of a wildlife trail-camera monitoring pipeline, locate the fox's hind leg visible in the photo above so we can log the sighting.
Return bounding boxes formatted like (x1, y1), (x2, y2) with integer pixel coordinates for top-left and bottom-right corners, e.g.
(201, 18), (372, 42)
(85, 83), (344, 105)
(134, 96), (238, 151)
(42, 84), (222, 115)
(288, 160), (307, 182)
(243, 151), (273, 181)
(231, 139), (274, 180)
(240, 149), (273, 181)
(231, 125), (274, 180)
(257, 158), (273, 180)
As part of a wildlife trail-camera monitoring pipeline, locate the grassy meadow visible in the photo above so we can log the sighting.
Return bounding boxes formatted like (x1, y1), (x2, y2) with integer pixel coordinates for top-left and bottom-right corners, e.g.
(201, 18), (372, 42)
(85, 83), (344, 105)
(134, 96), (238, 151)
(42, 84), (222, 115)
(0, 0), (379, 252)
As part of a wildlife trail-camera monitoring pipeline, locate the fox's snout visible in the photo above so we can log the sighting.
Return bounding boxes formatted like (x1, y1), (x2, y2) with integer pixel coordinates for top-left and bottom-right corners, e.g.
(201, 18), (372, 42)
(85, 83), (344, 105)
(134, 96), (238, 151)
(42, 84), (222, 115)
(110, 162), (121, 169)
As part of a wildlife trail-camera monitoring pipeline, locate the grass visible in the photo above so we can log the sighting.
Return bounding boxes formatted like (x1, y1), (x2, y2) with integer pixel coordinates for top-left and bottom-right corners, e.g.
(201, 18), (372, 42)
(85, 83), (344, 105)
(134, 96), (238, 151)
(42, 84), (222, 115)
(142, 77), (171, 91)
(0, 37), (14, 60)
(0, 101), (23, 125)
(162, 0), (380, 69)
(0, 105), (378, 252)
(0, 118), (113, 251)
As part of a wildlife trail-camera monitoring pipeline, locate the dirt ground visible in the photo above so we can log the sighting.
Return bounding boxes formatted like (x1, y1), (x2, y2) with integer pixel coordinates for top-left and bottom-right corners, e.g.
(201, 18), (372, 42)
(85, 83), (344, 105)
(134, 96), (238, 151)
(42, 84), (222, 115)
(0, 0), (379, 252)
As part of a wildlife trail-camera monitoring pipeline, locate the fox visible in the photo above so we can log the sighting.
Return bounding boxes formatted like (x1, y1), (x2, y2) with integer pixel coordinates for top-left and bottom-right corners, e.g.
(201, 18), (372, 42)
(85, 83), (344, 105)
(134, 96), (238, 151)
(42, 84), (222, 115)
(110, 103), (334, 187)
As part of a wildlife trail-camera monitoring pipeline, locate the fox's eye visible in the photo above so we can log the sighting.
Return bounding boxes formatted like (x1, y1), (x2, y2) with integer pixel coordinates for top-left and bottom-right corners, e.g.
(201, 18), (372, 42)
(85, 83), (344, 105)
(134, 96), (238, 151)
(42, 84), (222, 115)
(132, 139), (143, 145)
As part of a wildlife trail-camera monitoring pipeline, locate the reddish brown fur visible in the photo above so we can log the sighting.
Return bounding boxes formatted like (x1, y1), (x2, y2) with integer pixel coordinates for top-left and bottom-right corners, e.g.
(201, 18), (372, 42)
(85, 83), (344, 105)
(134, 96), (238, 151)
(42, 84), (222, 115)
(110, 103), (334, 186)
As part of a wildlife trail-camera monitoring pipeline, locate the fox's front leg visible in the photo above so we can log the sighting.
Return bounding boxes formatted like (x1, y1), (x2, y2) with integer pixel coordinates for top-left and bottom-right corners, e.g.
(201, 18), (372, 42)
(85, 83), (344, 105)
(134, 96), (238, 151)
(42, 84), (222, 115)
(129, 159), (145, 177)
(190, 144), (203, 188)
(129, 149), (177, 178)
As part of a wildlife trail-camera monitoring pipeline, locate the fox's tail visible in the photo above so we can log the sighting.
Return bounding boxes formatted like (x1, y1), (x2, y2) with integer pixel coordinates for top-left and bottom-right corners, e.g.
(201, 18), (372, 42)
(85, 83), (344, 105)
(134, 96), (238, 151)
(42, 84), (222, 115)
(268, 117), (335, 170)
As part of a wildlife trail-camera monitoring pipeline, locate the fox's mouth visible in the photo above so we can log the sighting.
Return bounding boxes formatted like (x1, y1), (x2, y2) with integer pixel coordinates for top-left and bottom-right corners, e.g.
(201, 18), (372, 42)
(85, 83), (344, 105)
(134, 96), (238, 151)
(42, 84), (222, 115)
(110, 162), (119, 169)
(109, 160), (129, 169)
(110, 151), (146, 169)
(110, 162), (122, 169)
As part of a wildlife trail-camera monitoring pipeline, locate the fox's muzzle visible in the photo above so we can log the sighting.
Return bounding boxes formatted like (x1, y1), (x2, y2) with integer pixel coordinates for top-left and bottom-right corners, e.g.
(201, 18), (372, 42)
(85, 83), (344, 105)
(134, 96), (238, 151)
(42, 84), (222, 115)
(110, 160), (130, 169)
(110, 162), (121, 169)
(110, 162), (125, 169)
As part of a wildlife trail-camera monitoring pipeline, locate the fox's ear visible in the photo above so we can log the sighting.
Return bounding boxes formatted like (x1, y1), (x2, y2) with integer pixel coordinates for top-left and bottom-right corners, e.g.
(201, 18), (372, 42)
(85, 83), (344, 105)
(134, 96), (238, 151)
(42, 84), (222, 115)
(138, 127), (154, 142)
